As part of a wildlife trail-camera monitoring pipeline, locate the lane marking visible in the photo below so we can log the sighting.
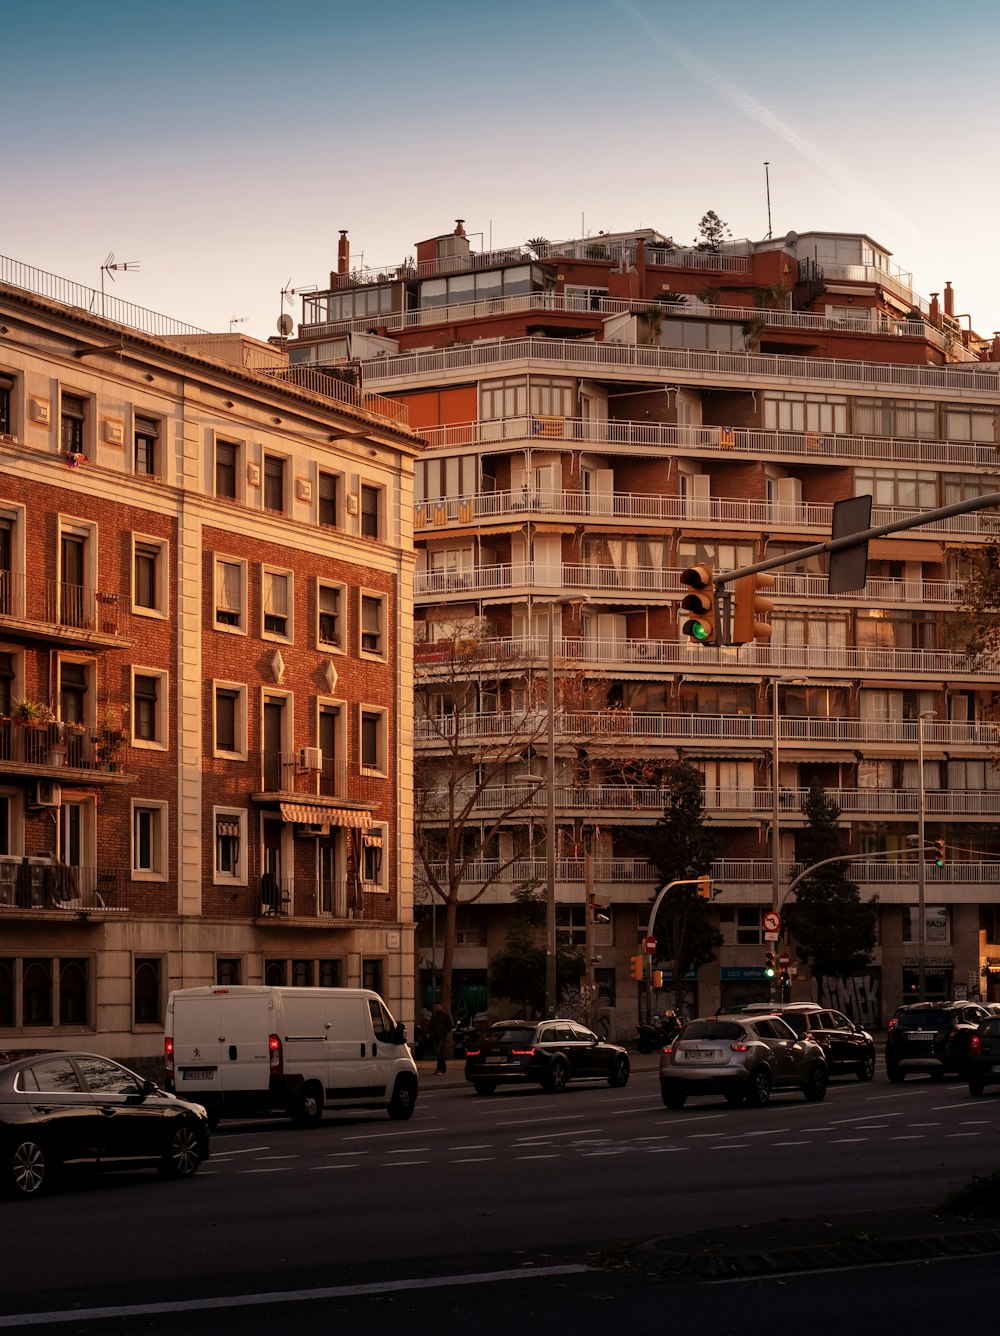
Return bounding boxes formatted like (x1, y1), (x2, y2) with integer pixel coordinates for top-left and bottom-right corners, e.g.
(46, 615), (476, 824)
(0, 1265), (591, 1328)
(831, 1138), (867, 1144)
(208, 1146), (272, 1157)
(450, 1157), (495, 1163)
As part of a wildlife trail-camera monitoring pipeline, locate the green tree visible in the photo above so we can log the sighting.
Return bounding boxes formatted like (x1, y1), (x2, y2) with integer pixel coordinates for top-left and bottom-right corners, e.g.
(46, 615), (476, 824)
(786, 781), (878, 981)
(694, 210), (732, 253)
(631, 762), (722, 1009)
(956, 540), (1000, 669)
(487, 888), (585, 1017)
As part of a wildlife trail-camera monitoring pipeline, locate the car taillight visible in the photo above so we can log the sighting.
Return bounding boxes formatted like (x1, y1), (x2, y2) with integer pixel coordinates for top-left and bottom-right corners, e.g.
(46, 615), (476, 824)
(269, 1033), (282, 1076)
(164, 1036), (174, 1077)
(888, 1017), (898, 1030)
(465, 1047), (481, 1058)
(511, 1048), (535, 1056)
(969, 1035), (982, 1056)
(661, 1045), (674, 1056)
(730, 1043), (749, 1052)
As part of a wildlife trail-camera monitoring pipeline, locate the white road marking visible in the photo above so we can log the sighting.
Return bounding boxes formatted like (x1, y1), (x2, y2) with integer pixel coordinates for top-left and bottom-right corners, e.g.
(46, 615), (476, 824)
(830, 1138), (867, 1144)
(208, 1145), (272, 1157)
(450, 1157), (495, 1163)
(772, 1140), (810, 1146)
(517, 1153), (560, 1160)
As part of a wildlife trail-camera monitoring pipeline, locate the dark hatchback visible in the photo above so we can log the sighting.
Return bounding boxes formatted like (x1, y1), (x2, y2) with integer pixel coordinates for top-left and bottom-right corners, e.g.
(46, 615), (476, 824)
(966, 1018), (1000, 1095)
(0, 1049), (210, 1199)
(464, 1021), (631, 1095)
(750, 1003), (877, 1081)
(885, 1002), (990, 1082)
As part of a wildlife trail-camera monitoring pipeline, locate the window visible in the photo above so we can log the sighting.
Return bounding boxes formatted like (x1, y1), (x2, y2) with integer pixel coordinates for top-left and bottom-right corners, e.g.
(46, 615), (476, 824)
(132, 537), (167, 615)
(318, 582), (344, 649)
(360, 484), (380, 539)
(132, 670), (166, 746)
(263, 454), (285, 513)
(319, 703), (343, 795)
(264, 958), (343, 987)
(262, 568), (292, 639)
(214, 557), (245, 631)
(529, 377), (575, 419)
(292, 960), (314, 987)
(134, 416), (158, 475)
(61, 394), (86, 457)
(944, 404), (995, 443)
(58, 659), (89, 726)
(362, 958), (384, 995)
(481, 376), (528, 421)
(214, 683), (245, 755)
(855, 467), (937, 508)
(216, 958), (242, 985)
(214, 809), (246, 882)
(134, 958), (162, 1025)
(853, 397), (936, 439)
(215, 440), (238, 499)
(359, 707), (386, 775)
(362, 825), (386, 887)
(0, 651), (15, 717)
(23, 959), (52, 1025)
(763, 392), (847, 436)
(60, 959), (88, 1025)
(132, 802), (167, 878)
(360, 593), (385, 656)
(735, 908), (764, 944)
(0, 372), (13, 436)
(318, 471), (339, 527)
(59, 526), (92, 629)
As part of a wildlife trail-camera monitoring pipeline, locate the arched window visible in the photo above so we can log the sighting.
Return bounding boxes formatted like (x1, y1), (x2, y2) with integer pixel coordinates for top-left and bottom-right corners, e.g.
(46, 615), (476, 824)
(59, 959), (88, 1025)
(23, 959), (52, 1025)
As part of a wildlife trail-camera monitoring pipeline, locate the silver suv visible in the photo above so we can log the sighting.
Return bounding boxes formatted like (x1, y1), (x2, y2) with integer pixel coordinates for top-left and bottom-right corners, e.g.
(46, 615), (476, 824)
(659, 1014), (828, 1109)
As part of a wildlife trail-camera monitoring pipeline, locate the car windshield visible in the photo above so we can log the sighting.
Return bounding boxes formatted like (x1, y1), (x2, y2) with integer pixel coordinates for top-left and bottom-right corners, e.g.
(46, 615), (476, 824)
(488, 1027), (535, 1045)
(897, 1010), (951, 1030)
(682, 1021), (743, 1041)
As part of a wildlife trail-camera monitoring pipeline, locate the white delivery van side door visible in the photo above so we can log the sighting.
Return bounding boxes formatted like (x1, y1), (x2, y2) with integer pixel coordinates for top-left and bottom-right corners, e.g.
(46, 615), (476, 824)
(299, 992), (372, 1106)
(366, 995), (407, 1099)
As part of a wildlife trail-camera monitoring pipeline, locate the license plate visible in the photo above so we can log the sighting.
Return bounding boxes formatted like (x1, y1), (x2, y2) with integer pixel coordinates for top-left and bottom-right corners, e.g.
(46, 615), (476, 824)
(485, 1056), (507, 1065)
(907, 1031), (935, 1041)
(684, 1049), (717, 1061)
(182, 1068), (215, 1080)
(992, 1064), (1000, 1074)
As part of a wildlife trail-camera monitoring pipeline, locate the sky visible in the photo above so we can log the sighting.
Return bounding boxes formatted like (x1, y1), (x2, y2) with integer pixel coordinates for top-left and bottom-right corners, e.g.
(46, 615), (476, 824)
(3, 0), (999, 343)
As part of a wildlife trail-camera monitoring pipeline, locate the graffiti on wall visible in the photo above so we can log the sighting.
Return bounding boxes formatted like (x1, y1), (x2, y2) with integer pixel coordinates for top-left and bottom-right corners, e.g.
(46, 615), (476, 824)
(819, 974), (881, 1027)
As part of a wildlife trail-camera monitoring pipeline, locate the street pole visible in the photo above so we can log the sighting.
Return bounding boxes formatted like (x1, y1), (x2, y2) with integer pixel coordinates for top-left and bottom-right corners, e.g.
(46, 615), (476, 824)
(917, 711), (935, 1002)
(771, 680), (781, 1004)
(545, 600), (557, 1019)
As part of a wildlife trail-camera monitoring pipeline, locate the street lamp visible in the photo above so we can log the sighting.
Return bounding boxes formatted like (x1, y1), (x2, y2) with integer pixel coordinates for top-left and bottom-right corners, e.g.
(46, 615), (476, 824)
(545, 598), (557, 1017)
(917, 710), (936, 1002)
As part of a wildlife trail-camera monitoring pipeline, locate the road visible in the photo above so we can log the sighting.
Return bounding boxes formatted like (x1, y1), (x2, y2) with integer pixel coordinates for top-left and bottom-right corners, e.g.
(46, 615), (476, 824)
(3, 1059), (999, 1330)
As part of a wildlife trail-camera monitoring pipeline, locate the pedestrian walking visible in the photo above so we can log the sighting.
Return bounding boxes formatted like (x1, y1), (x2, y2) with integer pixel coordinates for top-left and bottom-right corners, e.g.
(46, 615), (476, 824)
(428, 1000), (454, 1075)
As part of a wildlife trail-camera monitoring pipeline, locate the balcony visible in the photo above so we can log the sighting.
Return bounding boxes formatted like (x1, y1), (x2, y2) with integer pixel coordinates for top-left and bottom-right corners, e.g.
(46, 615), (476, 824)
(0, 719), (132, 781)
(0, 858), (125, 915)
(416, 635), (992, 682)
(362, 336), (1000, 399)
(253, 753), (382, 811)
(417, 416), (996, 471)
(0, 572), (129, 645)
(414, 710), (998, 751)
(256, 873), (391, 922)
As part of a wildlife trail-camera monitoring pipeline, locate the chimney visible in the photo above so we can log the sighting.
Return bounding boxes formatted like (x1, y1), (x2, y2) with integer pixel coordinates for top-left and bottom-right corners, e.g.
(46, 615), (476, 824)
(929, 292), (940, 325)
(992, 333), (1000, 362)
(943, 281), (954, 318)
(454, 219), (466, 238)
(337, 230), (350, 276)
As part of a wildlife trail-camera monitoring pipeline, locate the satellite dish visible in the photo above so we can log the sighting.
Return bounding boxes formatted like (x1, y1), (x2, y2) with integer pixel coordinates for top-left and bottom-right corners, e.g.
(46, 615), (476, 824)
(277, 314), (294, 337)
(784, 230), (799, 249)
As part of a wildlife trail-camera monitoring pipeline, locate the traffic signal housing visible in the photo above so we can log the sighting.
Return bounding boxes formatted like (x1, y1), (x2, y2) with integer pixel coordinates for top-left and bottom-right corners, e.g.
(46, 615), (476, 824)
(732, 572), (775, 645)
(679, 564), (717, 645)
(630, 955), (645, 982)
(764, 952), (776, 979)
(931, 838), (946, 867)
(696, 875), (713, 899)
(652, 970), (664, 989)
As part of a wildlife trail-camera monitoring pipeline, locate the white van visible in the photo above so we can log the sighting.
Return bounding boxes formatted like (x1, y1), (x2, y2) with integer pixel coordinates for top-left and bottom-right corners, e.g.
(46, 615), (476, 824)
(164, 986), (418, 1127)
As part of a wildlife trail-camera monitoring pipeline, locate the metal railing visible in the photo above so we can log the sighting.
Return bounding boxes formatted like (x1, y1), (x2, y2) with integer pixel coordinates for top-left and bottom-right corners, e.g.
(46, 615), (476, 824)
(0, 719), (132, 773)
(257, 873), (393, 921)
(254, 365), (409, 427)
(362, 336), (1000, 398)
(0, 572), (127, 638)
(0, 859), (124, 911)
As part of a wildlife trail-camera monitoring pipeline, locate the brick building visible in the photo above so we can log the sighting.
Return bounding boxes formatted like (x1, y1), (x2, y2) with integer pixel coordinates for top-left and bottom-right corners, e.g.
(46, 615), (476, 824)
(0, 262), (423, 1065)
(289, 220), (1000, 1038)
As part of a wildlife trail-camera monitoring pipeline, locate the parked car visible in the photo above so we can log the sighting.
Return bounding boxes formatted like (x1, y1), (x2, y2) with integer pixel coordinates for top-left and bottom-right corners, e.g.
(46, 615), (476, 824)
(464, 1020), (630, 1095)
(966, 1017), (1000, 1095)
(659, 1014), (828, 1109)
(885, 1001), (991, 1082)
(742, 1003), (876, 1081)
(0, 1049), (210, 1199)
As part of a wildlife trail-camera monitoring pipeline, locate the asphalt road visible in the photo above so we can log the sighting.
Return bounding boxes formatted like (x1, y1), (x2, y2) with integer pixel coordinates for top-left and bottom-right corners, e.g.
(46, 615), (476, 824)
(3, 1057), (999, 1331)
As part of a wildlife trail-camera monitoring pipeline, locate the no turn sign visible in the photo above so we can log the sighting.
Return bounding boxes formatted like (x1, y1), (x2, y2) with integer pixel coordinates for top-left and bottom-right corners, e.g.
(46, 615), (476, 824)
(762, 911), (781, 933)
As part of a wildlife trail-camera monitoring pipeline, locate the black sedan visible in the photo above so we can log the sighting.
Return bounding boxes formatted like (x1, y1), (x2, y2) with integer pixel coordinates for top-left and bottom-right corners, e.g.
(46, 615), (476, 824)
(464, 1020), (630, 1095)
(0, 1049), (210, 1199)
(966, 1017), (1000, 1095)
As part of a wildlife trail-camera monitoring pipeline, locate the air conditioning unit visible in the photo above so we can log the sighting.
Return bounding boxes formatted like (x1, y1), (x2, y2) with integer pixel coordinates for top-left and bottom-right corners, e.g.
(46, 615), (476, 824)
(34, 780), (61, 807)
(298, 746), (323, 772)
(634, 642), (657, 660)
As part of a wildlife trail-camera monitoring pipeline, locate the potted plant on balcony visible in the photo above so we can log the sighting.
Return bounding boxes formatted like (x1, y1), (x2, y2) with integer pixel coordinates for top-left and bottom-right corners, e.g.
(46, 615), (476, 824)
(93, 702), (130, 771)
(12, 698), (55, 727)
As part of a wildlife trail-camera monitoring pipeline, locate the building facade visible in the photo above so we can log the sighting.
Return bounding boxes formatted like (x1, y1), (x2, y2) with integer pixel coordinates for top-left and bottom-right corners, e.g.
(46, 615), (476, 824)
(0, 263), (423, 1067)
(289, 221), (1000, 1037)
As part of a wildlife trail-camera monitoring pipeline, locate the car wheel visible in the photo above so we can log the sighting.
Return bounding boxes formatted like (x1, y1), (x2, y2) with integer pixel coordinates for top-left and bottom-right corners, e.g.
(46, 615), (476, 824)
(9, 1137), (49, 1198)
(544, 1058), (569, 1093)
(472, 1080), (497, 1096)
(886, 1063), (905, 1083)
(724, 1089), (746, 1107)
(857, 1052), (876, 1083)
(661, 1086), (687, 1110)
(159, 1122), (203, 1179)
(387, 1076), (418, 1120)
(745, 1066), (772, 1108)
(607, 1055), (630, 1088)
(293, 1082), (324, 1127)
(969, 1077), (986, 1097)
(804, 1064), (828, 1102)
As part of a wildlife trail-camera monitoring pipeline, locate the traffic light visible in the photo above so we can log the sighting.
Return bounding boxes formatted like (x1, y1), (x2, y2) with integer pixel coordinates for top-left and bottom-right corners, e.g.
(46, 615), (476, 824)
(779, 970), (791, 995)
(696, 875), (713, 899)
(630, 956), (645, 982)
(931, 838), (946, 867)
(764, 952), (776, 979)
(731, 572), (775, 645)
(652, 970), (664, 989)
(679, 564), (717, 645)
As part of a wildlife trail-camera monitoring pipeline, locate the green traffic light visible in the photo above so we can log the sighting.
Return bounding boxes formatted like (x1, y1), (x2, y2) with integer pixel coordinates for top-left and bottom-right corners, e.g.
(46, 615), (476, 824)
(682, 619), (710, 642)
(764, 965), (775, 978)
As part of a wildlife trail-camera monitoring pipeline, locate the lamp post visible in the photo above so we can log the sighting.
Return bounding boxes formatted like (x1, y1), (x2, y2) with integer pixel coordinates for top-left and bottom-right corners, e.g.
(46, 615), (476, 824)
(545, 599), (557, 1018)
(917, 710), (936, 1002)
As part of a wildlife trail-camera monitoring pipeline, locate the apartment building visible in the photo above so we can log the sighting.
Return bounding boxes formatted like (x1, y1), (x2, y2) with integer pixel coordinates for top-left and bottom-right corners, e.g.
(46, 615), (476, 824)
(289, 220), (1000, 1036)
(0, 261), (423, 1066)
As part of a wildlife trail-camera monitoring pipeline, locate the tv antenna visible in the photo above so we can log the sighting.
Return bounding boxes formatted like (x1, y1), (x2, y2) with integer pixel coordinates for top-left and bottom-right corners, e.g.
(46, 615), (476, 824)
(763, 162), (773, 240)
(99, 252), (140, 317)
(278, 278), (316, 341)
(229, 316), (249, 333)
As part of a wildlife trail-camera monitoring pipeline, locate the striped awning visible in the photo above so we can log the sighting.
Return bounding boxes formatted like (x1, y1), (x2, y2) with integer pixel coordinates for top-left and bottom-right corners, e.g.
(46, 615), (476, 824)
(279, 803), (372, 829)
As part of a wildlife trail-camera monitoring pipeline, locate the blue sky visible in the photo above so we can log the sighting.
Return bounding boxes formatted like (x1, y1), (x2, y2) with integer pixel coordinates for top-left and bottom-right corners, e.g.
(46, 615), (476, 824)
(3, 0), (999, 340)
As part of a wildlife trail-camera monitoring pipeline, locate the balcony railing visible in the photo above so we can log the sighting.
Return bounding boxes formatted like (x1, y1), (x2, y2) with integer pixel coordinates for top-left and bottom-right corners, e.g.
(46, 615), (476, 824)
(254, 365), (409, 427)
(416, 634), (990, 681)
(257, 873), (391, 921)
(0, 859), (124, 912)
(414, 561), (960, 606)
(362, 336), (1000, 398)
(414, 710), (998, 750)
(416, 416), (997, 471)
(0, 719), (131, 774)
(0, 572), (127, 639)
